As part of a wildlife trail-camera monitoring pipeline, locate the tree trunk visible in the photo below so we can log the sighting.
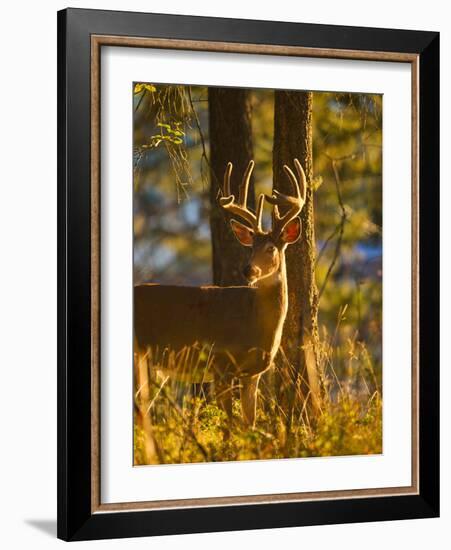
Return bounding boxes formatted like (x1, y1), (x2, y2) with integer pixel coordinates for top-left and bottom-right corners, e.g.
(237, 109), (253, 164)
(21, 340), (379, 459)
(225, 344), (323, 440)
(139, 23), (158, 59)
(273, 90), (321, 412)
(208, 88), (254, 286)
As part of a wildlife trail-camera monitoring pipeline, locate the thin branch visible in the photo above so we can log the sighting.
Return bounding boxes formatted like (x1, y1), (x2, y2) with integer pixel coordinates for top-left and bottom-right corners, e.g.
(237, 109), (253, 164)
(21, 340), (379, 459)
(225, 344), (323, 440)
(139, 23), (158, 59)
(318, 157), (348, 300)
(318, 218), (345, 300)
(187, 87), (209, 165)
(315, 223), (341, 267)
(134, 90), (146, 114)
(187, 86), (220, 190)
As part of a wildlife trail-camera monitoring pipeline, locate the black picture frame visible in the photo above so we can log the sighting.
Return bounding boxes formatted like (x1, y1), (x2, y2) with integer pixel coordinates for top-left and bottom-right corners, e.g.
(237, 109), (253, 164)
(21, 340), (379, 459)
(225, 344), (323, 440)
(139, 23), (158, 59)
(57, 7), (439, 541)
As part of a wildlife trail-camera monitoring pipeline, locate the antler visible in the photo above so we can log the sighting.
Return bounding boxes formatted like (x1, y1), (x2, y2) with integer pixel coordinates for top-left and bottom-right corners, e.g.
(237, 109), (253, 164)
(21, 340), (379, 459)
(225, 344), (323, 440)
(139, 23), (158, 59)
(266, 158), (307, 237)
(219, 160), (265, 233)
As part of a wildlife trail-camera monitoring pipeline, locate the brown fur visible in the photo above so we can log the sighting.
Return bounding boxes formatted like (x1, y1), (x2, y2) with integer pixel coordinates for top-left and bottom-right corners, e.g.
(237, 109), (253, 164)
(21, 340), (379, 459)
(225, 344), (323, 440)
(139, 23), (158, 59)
(134, 241), (290, 427)
(134, 159), (306, 427)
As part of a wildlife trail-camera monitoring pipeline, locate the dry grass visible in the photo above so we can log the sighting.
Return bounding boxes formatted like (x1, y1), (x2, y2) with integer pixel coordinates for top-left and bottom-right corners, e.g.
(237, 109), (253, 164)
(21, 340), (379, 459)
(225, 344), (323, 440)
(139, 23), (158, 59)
(134, 329), (382, 466)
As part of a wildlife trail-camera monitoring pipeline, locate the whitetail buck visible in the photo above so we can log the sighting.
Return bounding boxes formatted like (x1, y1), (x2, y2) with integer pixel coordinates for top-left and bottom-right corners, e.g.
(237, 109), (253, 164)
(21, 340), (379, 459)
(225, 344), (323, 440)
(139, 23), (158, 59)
(134, 159), (307, 427)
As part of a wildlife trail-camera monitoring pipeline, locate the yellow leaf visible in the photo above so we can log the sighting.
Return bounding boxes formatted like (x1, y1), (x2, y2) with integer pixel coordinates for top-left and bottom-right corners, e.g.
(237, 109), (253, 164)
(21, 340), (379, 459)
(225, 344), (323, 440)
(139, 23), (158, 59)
(134, 83), (156, 94)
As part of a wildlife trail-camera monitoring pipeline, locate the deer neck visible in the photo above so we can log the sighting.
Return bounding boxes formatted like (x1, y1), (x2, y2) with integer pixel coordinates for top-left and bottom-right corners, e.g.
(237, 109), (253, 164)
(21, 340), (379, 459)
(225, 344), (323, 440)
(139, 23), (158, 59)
(255, 251), (289, 354)
(255, 251), (287, 296)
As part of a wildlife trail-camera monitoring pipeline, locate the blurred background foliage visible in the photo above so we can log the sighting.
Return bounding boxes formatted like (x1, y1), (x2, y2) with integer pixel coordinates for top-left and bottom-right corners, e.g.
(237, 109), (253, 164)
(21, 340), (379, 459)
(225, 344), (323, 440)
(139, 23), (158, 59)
(133, 83), (382, 376)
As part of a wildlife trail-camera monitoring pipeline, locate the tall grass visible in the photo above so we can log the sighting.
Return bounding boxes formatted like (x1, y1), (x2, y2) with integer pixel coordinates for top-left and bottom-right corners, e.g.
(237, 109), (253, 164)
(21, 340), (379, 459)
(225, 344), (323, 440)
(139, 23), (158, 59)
(134, 332), (382, 466)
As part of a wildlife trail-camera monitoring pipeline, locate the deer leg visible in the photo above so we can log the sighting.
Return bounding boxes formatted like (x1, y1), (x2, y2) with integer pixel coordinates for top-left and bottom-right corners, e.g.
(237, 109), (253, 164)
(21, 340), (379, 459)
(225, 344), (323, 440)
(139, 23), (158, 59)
(240, 374), (261, 428)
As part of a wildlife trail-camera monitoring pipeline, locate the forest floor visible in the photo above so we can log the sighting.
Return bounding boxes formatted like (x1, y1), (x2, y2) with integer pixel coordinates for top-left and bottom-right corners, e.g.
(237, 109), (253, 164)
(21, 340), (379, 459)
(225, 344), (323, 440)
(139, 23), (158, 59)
(134, 339), (382, 465)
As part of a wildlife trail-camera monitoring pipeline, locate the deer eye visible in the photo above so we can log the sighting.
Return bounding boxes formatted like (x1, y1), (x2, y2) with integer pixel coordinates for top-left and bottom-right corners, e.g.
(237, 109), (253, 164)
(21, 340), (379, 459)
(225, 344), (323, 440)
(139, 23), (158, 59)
(266, 245), (276, 254)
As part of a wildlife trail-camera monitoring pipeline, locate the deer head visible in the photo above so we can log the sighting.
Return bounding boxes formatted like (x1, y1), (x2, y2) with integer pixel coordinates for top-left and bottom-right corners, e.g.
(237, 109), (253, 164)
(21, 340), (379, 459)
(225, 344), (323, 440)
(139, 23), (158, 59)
(219, 159), (307, 286)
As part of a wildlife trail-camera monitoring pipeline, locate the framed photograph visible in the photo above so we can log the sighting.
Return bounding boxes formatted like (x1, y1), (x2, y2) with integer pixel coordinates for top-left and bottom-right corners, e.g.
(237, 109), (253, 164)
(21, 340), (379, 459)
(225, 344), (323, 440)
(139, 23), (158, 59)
(57, 8), (439, 541)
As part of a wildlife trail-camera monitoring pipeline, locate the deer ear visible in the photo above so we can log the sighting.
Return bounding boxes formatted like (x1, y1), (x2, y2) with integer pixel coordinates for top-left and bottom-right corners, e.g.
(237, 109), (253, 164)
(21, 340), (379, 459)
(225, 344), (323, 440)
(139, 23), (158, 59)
(230, 219), (254, 247)
(280, 217), (301, 244)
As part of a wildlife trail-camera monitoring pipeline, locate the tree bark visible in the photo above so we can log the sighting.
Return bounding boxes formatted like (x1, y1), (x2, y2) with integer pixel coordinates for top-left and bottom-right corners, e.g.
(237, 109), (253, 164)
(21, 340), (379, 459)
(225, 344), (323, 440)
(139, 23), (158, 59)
(273, 90), (321, 411)
(208, 88), (254, 286)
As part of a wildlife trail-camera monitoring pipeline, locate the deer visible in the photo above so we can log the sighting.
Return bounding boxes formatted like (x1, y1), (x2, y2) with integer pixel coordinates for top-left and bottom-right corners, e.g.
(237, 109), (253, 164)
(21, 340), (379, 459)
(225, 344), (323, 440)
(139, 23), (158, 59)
(134, 158), (307, 429)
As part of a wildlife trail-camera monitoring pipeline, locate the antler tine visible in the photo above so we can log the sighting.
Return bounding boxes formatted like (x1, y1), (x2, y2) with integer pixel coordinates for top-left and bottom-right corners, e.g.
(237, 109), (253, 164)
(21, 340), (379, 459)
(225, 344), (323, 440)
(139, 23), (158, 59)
(266, 159), (307, 237)
(271, 204), (281, 226)
(238, 160), (255, 206)
(256, 193), (265, 232)
(282, 165), (301, 199)
(293, 158), (307, 203)
(218, 160), (260, 232)
(223, 162), (233, 197)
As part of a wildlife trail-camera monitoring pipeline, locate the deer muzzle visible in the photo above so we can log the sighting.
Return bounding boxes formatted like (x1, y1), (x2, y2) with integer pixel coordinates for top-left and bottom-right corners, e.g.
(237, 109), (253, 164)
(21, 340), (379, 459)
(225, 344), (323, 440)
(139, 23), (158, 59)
(243, 264), (261, 284)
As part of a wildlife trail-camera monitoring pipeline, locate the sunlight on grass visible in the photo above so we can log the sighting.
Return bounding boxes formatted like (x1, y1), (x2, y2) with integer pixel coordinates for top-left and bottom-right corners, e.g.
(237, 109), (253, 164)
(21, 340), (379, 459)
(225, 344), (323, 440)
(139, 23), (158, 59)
(134, 334), (382, 465)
